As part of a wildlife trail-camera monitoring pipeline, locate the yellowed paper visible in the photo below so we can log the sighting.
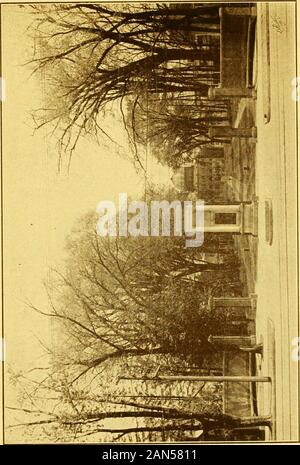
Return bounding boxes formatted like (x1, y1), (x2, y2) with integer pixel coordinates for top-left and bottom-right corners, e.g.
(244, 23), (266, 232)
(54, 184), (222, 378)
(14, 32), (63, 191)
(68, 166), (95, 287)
(0, 0), (299, 444)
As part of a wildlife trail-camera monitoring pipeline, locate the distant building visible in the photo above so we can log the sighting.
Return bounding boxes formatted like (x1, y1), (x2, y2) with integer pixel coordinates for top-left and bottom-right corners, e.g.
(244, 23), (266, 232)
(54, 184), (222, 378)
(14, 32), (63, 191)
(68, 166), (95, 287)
(171, 146), (227, 202)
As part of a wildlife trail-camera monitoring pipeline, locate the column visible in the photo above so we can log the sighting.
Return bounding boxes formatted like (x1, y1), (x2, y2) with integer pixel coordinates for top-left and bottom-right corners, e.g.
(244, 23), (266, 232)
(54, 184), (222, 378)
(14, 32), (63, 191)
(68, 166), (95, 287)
(208, 334), (256, 348)
(223, 6), (257, 17)
(202, 224), (242, 233)
(211, 297), (252, 307)
(204, 204), (241, 214)
(208, 86), (256, 99)
(209, 126), (257, 139)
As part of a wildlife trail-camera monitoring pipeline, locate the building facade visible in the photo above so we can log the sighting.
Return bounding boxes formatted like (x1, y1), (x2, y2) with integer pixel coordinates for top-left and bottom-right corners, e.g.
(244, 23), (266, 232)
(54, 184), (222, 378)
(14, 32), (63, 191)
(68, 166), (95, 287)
(171, 145), (227, 203)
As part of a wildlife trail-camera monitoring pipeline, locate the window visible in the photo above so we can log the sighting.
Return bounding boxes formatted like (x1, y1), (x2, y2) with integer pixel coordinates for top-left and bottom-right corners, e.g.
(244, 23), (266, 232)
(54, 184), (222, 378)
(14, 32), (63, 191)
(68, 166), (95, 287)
(184, 166), (194, 191)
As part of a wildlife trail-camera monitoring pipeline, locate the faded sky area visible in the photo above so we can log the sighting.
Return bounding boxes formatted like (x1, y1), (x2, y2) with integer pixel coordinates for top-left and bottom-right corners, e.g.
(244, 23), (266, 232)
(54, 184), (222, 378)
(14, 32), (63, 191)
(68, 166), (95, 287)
(2, 5), (170, 390)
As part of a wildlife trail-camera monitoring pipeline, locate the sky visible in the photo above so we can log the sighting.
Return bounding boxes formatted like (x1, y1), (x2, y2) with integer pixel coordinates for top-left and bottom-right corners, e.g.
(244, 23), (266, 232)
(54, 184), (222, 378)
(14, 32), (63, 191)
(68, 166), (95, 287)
(2, 5), (171, 400)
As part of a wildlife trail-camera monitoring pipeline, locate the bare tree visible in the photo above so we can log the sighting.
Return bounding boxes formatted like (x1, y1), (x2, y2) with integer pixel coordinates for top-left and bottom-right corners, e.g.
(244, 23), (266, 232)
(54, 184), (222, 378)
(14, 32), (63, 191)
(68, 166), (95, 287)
(7, 373), (270, 443)
(127, 92), (229, 167)
(30, 3), (221, 163)
(27, 212), (230, 385)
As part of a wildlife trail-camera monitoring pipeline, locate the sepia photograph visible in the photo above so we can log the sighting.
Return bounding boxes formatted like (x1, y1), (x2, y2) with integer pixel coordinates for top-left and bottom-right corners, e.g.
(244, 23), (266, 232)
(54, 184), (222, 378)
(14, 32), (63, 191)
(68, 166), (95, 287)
(0, 0), (299, 444)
